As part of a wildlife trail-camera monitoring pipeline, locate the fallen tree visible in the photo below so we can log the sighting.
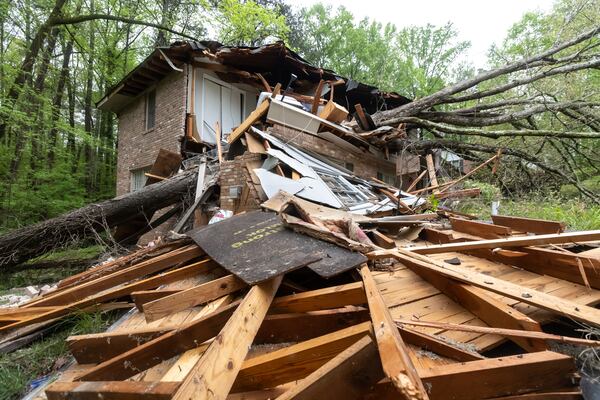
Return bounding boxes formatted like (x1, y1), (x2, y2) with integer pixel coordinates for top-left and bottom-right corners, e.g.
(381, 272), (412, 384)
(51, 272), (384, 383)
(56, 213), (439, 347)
(0, 168), (198, 268)
(370, 25), (600, 203)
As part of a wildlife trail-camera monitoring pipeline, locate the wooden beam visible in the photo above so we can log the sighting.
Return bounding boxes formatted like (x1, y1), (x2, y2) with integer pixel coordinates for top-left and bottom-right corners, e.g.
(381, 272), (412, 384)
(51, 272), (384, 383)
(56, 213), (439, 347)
(368, 230), (396, 249)
(270, 281), (366, 313)
(359, 265), (429, 399)
(408, 230), (600, 254)
(491, 215), (566, 234)
(0, 259), (214, 334)
(25, 245), (203, 307)
(68, 308), (370, 364)
(370, 248), (600, 327)
(131, 289), (181, 310)
(227, 98), (270, 144)
(449, 217), (512, 239)
(275, 335), (384, 400)
(311, 80), (325, 114)
(354, 104), (370, 129)
(232, 321), (372, 392)
(397, 326), (484, 362)
(215, 121), (223, 163)
(172, 276), (282, 400)
(142, 274), (246, 322)
(396, 319), (600, 347)
(75, 300), (240, 381)
(438, 153), (500, 194)
(435, 188), (481, 200)
(425, 154), (438, 189)
(419, 351), (576, 400)
(406, 169), (427, 193)
(45, 381), (179, 400)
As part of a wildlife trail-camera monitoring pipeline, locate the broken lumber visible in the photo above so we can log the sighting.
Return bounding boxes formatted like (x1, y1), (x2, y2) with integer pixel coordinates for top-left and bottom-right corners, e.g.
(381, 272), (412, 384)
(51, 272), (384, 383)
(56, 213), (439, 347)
(491, 214), (566, 234)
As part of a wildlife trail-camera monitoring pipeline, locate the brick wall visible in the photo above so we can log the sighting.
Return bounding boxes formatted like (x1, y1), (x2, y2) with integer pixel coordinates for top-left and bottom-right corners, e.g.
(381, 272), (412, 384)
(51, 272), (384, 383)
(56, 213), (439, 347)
(220, 152), (263, 212)
(267, 125), (395, 181)
(115, 67), (188, 196)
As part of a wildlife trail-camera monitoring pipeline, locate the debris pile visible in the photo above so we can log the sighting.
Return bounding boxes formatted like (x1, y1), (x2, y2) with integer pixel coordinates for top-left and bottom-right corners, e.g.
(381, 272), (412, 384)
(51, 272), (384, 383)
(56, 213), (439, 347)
(1, 82), (600, 400)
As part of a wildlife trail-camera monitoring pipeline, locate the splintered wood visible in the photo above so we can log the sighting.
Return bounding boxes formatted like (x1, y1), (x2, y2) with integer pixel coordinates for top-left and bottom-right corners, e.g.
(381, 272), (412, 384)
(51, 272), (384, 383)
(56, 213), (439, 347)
(4, 209), (598, 400)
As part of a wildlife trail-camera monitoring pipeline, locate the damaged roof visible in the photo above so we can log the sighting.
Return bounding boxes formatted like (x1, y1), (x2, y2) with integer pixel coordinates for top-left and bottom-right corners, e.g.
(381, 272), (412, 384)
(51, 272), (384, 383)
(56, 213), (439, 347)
(97, 41), (412, 113)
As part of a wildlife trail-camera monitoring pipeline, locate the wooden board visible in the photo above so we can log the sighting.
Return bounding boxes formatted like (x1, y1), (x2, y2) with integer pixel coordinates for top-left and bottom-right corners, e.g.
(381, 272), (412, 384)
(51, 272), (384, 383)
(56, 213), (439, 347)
(188, 210), (366, 283)
(449, 217), (511, 239)
(491, 215), (566, 234)
(227, 98), (270, 144)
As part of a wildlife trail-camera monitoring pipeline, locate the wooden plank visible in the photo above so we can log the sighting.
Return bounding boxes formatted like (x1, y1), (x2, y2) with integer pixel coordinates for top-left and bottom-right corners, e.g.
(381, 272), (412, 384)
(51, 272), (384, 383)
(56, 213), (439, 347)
(172, 276), (282, 400)
(0, 259), (214, 334)
(438, 153), (499, 194)
(449, 217), (512, 239)
(419, 351), (576, 400)
(45, 381), (179, 400)
(492, 215), (566, 234)
(425, 154), (438, 188)
(75, 300), (240, 381)
(227, 98), (270, 144)
(369, 230), (397, 249)
(233, 321), (372, 392)
(396, 319), (600, 347)
(270, 281), (366, 313)
(435, 188), (481, 200)
(131, 289), (181, 310)
(25, 245), (203, 307)
(406, 169), (427, 192)
(142, 274), (246, 322)
(275, 335), (384, 400)
(359, 265), (429, 399)
(409, 230), (600, 254)
(68, 308), (370, 364)
(404, 263), (546, 352)
(397, 327), (484, 362)
(370, 248), (600, 327)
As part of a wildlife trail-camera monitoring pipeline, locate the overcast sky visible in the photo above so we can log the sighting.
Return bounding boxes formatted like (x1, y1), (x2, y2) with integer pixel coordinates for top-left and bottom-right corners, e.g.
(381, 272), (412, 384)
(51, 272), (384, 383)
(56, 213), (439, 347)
(292, 0), (555, 68)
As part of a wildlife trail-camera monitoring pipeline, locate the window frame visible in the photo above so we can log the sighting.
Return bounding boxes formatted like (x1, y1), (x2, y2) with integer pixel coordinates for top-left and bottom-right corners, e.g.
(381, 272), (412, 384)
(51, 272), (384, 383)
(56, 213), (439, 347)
(145, 89), (156, 131)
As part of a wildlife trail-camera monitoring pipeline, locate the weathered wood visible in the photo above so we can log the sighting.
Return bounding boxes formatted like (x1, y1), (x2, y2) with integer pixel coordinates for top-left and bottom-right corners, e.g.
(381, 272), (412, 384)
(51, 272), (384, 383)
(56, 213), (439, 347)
(0, 168), (198, 267)
(233, 321), (372, 392)
(449, 217), (511, 239)
(408, 230), (600, 254)
(359, 265), (429, 399)
(172, 276), (282, 400)
(227, 98), (270, 144)
(75, 300), (240, 381)
(142, 274), (246, 322)
(425, 154), (438, 189)
(26, 245), (203, 307)
(491, 215), (566, 234)
(397, 326), (484, 362)
(370, 248), (600, 327)
(369, 230), (397, 249)
(396, 319), (600, 347)
(269, 282), (366, 313)
(131, 289), (181, 310)
(45, 381), (179, 400)
(275, 335), (384, 400)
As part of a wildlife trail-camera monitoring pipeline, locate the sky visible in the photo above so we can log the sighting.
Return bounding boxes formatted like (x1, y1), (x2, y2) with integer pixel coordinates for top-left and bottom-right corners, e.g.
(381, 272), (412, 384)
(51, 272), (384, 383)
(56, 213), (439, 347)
(292, 0), (555, 68)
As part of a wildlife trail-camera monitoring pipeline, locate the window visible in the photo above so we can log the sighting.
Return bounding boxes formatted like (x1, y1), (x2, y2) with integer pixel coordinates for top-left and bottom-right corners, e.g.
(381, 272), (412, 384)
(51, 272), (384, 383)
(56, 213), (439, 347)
(130, 167), (150, 192)
(146, 89), (156, 130)
(318, 172), (368, 207)
(377, 171), (396, 186)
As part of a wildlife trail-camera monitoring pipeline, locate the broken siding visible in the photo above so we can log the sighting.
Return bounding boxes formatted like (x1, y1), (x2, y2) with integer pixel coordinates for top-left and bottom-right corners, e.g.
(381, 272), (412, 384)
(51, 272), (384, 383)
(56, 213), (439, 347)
(116, 67), (188, 196)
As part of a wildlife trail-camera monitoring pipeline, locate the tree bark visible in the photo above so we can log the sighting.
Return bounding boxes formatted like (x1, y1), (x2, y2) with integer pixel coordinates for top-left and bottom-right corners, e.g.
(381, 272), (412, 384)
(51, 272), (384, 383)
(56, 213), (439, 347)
(0, 168), (197, 268)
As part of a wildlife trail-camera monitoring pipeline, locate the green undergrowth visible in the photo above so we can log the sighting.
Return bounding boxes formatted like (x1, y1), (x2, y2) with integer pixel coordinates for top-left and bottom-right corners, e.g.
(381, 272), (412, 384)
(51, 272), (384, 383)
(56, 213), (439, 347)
(454, 182), (600, 230)
(0, 311), (120, 400)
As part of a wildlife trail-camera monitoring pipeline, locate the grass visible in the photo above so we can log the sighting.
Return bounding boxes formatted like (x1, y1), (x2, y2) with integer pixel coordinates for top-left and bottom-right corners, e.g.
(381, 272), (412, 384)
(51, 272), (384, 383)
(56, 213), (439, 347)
(454, 182), (600, 230)
(0, 311), (120, 400)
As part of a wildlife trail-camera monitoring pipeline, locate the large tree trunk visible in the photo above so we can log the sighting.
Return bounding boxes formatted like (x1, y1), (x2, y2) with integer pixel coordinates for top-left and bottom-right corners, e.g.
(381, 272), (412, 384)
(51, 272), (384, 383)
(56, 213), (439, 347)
(0, 169), (197, 268)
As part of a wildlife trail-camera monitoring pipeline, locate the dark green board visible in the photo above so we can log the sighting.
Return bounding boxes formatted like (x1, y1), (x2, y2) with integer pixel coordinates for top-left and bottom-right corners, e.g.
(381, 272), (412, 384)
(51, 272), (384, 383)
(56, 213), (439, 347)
(188, 210), (367, 284)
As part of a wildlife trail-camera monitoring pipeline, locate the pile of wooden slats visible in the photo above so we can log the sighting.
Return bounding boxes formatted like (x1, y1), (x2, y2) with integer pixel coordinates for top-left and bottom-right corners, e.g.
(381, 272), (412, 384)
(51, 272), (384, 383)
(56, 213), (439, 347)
(5, 206), (600, 399)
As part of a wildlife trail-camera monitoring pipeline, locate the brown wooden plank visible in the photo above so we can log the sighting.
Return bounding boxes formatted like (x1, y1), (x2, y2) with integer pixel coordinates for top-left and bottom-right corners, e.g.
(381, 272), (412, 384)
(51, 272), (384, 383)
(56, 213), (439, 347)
(492, 215), (566, 234)
(369, 229), (397, 249)
(26, 245), (203, 307)
(450, 217), (512, 239)
(371, 249), (600, 327)
(232, 321), (372, 392)
(45, 381), (179, 400)
(425, 154), (438, 189)
(131, 289), (181, 310)
(359, 265), (429, 399)
(397, 326), (484, 362)
(227, 98), (270, 144)
(75, 300), (240, 381)
(172, 276), (282, 400)
(275, 335), (384, 400)
(270, 281), (366, 313)
(409, 230), (600, 254)
(142, 274), (246, 322)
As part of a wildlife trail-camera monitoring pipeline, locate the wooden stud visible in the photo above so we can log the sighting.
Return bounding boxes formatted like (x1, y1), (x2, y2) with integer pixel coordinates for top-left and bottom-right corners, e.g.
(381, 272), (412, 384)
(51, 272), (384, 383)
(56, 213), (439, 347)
(215, 121), (223, 163)
(45, 381), (179, 400)
(142, 274), (246, 322)
(269, 281), (366, 313)
(131, 290), (181, 310)
(406, 170), (427, 193)
(425, 154), (438, 189)
(172, 276), (282, 400)
(359, 265), (429, 399)
(397, 326), (484, 362)
(408, 230), (600, 254)
(311, 80), (325, 114)
(449, 217), (512, 239)
(491, 215), (566, 234)
(275, 335), (384, 400)
(233, 321), (372, 392)
(227, 98), (270, 144)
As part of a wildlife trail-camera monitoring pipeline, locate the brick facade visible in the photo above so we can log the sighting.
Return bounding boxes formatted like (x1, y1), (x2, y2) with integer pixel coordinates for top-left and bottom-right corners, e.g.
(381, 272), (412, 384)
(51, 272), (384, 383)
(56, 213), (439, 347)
(267, 125), (396, 181)
(115, 67), (188, 196)
(219, 152), (263, 212)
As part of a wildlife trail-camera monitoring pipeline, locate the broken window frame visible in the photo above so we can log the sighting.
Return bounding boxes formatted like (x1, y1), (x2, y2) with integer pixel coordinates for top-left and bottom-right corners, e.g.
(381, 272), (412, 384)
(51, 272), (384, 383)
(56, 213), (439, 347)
(315, 170), (369, 207)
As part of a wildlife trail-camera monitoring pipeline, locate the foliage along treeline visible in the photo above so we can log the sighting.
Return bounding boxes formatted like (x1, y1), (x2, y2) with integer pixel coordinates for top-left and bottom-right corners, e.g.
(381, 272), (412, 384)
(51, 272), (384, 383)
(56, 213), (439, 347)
(0, 0), (597, 231)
